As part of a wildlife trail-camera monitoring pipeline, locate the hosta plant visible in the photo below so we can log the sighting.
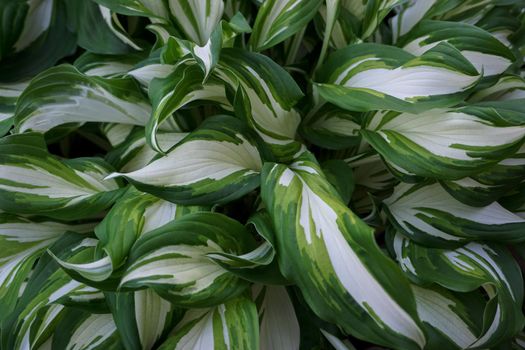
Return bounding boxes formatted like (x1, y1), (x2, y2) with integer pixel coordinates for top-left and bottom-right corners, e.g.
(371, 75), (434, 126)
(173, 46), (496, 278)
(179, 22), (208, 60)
(2, 0), (525, 349)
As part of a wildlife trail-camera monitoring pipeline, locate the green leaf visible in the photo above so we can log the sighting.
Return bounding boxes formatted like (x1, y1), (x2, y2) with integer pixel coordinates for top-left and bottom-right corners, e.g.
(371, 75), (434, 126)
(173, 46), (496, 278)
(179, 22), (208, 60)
(261, 151), (425, 350)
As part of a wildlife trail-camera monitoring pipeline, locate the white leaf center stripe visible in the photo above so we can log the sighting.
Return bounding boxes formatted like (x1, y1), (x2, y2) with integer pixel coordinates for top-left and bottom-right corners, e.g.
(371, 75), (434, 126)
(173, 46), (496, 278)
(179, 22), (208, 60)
(343, 66), (478, 100)
(174, 309), (215, 350)
(370, 110), (525, 161)
(412, 286), (476, 348)
(279, 165), (425, 347)
(121, 242), (227, 294)
(110, 136), (262, 186)
(0, 164), (97, 199)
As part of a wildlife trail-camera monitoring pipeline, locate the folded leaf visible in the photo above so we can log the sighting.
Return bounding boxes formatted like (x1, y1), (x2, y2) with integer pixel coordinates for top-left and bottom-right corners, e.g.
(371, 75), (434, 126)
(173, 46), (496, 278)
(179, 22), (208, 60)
(0, 0), (77, 82)
(217, 48), (304, 160)
(51, 310), (122, 350)
(92, 0), (170, 20)
(146, 59), (230, 152)
(2, 233), (100, 350)
(0, 214), (94, 322)
(253, 285), (300, 350)
(0, 80), (29, 136)
(410, 285), (482, 350)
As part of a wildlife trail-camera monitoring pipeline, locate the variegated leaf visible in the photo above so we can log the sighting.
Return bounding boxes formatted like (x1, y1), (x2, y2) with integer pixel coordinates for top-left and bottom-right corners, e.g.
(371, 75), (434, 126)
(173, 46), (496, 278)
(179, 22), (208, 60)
(249, 0), (322, 51)
(253, 285), (300, 350)
(120, 212), (255, 307)
(74, 51), (145, 78)
(469, 75), (525, 102)
(107, 288), (182, 350)
(316, 42), (480, 113)
(14, 65), (151, 134)
(391, 233), (524, 348)
(0, 0), (77, 82)
(0, 80), (30, 136)
(398, 20), (515, 77)
(301, 104), (361, 150)
(216, 48), (304, 160)
(106, 129), (188, 172)
(261, 152), (426, 350)
(169, 0), (225, 46)
(361, 103), (525, 180)
(112, 116), (265, 205)
(158, 295), (259, 350)
(0, 134), (124, 220)
(0, 214), (94, 322)
(51, 310), (122, 350)
(52, 187), (205, 283)
(92, 0), (170, 21)
(410, 285), (482, 350)
(384, 182), (525, 247)
(2, 234), (102, 350)
(146, 59), (231, 152)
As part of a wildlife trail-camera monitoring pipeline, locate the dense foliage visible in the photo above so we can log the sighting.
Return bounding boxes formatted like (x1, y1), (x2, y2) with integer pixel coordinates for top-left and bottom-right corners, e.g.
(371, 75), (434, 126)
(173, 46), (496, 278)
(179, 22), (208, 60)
(1, 0), (525, 349)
